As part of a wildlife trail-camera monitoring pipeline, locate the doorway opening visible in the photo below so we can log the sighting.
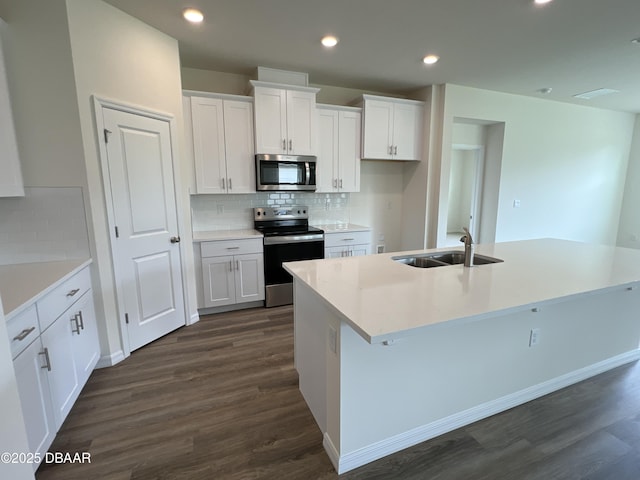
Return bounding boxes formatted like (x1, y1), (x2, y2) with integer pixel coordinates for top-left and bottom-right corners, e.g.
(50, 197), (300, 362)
(445, 145), (484, 247)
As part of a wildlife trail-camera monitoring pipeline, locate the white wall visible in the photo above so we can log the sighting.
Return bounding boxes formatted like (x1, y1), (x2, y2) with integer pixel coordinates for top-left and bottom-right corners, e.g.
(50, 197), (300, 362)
(65, 0), (198, 357)
(617, 115), (640, 249)
(432, 84), (635, 246)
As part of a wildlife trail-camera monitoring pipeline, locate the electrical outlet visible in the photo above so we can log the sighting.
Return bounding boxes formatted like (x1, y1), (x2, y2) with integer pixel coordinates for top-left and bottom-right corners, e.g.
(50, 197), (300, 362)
(529, 328), (540, 347)
(329, 326), (337, 354)
(377, 244), (385, 254)
(513, 199), (521, 208)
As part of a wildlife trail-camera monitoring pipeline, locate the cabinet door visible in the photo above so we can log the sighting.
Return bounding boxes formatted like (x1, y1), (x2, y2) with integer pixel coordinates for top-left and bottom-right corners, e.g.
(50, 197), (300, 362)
(70, 290), (99, 387)
(325, 246), (348, 258)
(316, 109), (338, 192)
(223, 100), (255, 193)
(202, 255), (236, 307)
(350, 244), (371, 257)
(362, 99), (394, 159)
(0, 31), (24, 197)
(191, 96), (227, 193)
(13, 338), (55, 469)
(337, 110), (361, 192)
(41, 315), (79, 430)
(254, 87), (287, 154)
(235, 253), (265, 304)
(286, 90), (317, 155)
(393, 102), (423, 161)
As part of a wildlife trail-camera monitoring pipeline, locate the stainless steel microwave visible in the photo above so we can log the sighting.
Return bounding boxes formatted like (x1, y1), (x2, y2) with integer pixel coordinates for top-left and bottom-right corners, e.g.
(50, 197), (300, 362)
(255, 154), (317, 191)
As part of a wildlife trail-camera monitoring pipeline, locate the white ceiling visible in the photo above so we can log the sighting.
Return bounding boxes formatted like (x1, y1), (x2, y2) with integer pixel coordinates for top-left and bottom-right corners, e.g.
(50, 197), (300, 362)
(103, 0), (640, 113)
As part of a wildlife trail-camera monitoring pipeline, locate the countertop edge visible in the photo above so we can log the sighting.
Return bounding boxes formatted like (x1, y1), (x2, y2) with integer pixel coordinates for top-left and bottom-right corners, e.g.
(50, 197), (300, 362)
(2, 259), (93, 319)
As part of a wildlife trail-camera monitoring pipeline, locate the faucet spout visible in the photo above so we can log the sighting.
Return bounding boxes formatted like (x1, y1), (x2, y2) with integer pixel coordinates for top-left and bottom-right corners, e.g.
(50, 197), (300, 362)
(460, 227), (474, 267)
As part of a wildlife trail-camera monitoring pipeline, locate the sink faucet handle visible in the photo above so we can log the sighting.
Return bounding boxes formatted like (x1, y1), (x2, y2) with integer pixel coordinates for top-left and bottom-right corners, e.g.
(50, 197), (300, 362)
(461, 227), (473, 245)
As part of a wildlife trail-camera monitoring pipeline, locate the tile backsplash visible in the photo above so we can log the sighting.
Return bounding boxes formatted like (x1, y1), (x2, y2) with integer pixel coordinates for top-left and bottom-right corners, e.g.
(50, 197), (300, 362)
(0, 187), (90, 265)
(191, 192), (351, 231)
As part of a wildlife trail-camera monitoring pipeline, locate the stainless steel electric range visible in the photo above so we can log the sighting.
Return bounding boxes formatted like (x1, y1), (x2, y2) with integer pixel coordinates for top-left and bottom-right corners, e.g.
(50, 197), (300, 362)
(254, 206), (324, 307)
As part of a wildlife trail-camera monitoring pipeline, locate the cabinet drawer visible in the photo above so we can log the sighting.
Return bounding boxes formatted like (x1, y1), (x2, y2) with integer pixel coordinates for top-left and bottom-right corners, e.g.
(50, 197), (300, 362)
(7, 304), (40, 359)
(324, 230), (371, 248)
(201, 238), (263, 258)
(36, 267), (91, 332)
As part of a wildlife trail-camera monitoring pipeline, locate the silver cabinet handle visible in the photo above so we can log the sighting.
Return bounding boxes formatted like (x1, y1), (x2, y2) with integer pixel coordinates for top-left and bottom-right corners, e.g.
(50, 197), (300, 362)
(228, 178), (232, 190)
(339, 179), (343, 188)
(67, 288), (80, 297)
(71, 314), (81, 335)
(170, 236), (181, 243)
(289, 139), (293, 151)
(77, 310), (85, 330)
(13, 327), (36, 342)
(394, 145), (398, 155)
(282, 139), (287, 151)
(236, 260), (240, 270)
(389, 145), (393, 155)
(333, 179), (338, 188)
(342, 238), (355, 241)
(226, 246), (240, 250)
(229, 260), (233, 272)
(40, 348), (51, 372)
(221, 178), (226, 190)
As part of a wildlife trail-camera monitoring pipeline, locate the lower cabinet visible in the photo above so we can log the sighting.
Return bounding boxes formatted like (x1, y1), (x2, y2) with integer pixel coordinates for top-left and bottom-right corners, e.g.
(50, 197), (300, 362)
(9, 265), (99, 471)
(324, 230), (372, 258)
(201, 239), (265, 308)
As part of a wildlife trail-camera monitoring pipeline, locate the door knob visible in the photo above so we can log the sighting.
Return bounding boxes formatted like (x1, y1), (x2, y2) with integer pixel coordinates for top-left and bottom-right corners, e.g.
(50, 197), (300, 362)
(170, 236), (181, 244)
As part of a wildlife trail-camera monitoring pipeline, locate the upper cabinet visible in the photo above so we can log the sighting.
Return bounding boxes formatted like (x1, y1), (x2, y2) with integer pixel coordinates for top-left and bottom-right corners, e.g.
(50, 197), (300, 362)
(250, 81), (319, 156)
(0, 23), (24, 197)
(361, 95), (424, 161)
(317, 105), (361, 193)
(185, 93), (255, 194)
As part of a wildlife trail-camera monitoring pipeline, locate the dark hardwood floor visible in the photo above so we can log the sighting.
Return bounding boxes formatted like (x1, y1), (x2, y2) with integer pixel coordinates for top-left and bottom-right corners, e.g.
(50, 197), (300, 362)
(36, 306), (640, 480)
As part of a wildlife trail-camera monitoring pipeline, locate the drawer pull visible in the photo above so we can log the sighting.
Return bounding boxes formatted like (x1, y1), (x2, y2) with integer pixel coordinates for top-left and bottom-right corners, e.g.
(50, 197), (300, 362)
(40, 348), (52, 372)
(342, 238), (355, 241)
(67, 288), (81, 297)
(77, 310), (85, 330)
(226, 246), (240, 250)
(13, 327), (36, 342)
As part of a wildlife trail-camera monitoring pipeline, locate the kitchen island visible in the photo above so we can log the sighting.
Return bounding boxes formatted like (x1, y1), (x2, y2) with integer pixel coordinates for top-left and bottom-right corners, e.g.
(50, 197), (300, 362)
(284, 239), (640, 473)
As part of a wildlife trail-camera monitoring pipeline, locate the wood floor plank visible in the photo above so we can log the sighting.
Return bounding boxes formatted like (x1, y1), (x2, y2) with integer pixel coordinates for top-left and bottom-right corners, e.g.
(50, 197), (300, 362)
(36, 305), (640, 480)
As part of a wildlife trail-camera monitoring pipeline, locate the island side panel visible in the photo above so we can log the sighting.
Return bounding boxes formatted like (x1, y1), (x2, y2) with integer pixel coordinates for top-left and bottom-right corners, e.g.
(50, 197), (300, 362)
(337, 285), (640, 466)
(293, 280), (343, 465)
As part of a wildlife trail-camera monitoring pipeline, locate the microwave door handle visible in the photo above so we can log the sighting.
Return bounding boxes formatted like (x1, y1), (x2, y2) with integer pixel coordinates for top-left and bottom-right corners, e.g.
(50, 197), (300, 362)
(305, 162), (311, 185)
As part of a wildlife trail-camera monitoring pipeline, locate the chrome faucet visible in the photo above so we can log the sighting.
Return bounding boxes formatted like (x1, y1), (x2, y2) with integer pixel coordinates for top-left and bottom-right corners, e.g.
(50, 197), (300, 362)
(460, 227), (474, 267)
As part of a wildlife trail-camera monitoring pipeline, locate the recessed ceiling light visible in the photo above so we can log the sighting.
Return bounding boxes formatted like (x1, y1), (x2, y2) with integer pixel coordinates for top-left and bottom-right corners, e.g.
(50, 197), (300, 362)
(534, 0), (553, 5)
(423, 55), (439, 65)
(537, 87), (553, 94)
(183, 8), (204, 23)
(631, 37), (640, 44)
(321, 36), (338, 47)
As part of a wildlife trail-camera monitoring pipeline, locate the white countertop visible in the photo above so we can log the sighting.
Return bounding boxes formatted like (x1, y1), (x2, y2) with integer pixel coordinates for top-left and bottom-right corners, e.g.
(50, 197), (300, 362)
(284, 239), (640, 343)
(0, 259), (92, 318)
(313, 223), (371, 233)
(192, 229), (263, 242)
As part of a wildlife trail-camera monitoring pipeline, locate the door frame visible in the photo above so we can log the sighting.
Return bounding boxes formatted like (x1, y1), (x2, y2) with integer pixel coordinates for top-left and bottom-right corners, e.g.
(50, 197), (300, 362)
(450, 143), (485, 241)
(92, 96), (191, 357)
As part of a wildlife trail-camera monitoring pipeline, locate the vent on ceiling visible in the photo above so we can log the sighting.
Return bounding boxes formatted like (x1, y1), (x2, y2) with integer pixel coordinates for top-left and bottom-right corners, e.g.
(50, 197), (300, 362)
(573, 88), (619, 100)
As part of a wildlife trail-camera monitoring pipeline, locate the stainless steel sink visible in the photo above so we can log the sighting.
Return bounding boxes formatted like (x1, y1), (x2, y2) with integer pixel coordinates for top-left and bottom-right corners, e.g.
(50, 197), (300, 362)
(392, 250), (503, 268)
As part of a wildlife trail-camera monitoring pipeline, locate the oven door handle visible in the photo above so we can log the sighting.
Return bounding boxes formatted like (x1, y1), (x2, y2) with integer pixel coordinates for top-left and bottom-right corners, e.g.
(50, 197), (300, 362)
(264, 234), (324, 245)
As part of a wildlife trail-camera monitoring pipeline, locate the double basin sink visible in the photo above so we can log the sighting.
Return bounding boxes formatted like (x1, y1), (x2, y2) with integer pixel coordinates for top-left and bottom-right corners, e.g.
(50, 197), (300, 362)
(392, 250), (503, 268)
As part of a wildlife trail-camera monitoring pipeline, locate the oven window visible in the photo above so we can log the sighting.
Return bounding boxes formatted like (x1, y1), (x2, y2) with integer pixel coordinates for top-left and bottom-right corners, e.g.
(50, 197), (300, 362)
(263, 240), (324, 285)
(260, 161), (304, 185)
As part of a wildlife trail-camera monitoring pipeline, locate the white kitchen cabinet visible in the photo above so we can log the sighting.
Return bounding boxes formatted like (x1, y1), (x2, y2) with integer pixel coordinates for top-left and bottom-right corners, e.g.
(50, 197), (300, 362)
(7, 264), (99, 470)
(361, 94), (424, 161)
(201, 238), (265, 308)
(317, 105), (361, 193)
(324, 230), (371, 258)
(251, 81), (319, 155)
(10, 306), (55, 472)
(187, 93), (255, 194)
(0, 22), (24, 197)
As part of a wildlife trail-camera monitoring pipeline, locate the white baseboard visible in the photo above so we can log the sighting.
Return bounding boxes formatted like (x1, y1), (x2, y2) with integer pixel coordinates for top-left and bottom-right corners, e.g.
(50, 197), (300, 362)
(188, 311), (200, 326)
(95, 350), (126, 368)
(334, 349), (640, 474)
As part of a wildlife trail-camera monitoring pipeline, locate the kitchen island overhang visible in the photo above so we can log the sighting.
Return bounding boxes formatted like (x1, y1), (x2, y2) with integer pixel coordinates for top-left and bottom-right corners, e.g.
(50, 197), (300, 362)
(284, 239), (640, 474)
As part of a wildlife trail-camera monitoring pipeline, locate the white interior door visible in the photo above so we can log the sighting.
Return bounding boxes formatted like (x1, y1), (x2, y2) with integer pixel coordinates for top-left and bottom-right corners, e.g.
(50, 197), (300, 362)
(101, 106), (185, 352)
